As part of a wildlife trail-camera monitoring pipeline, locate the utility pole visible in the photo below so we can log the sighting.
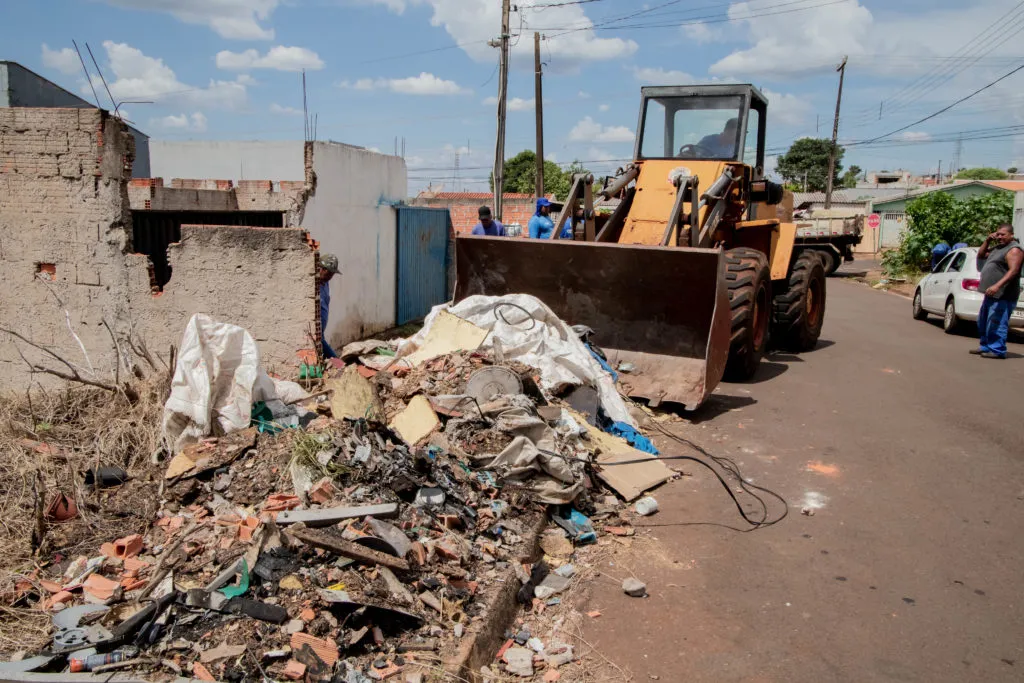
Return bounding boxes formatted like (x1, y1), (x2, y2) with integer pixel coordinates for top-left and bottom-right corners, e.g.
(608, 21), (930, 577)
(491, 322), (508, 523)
(938, 159), (942, 185)
(824, 56), (847, 210)
(491, 0), (511, 221)
(534, 32), (545, 199)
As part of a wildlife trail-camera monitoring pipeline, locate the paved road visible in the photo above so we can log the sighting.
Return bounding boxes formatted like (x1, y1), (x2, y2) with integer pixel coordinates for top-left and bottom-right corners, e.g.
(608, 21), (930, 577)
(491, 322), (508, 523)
(580, 278), (1024, 682)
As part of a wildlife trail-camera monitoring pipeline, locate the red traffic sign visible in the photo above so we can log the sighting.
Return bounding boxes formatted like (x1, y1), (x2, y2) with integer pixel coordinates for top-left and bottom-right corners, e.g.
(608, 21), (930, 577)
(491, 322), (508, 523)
(867, 213), (881, 229)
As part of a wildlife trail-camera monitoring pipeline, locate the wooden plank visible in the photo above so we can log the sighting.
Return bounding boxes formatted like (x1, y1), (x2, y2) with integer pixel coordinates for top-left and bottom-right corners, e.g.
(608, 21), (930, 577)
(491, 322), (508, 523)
(276, 503), (399, 527)
(288, 524), (410, 571)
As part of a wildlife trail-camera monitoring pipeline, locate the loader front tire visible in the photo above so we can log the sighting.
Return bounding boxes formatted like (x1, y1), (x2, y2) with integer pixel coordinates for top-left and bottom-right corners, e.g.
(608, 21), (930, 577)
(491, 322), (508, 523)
(724, 248), (771, 381)
(773, 250), (826, 351)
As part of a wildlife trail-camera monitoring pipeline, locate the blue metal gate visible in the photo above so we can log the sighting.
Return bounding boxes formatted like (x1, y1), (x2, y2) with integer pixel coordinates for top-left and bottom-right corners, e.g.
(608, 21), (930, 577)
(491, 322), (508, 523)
(395, 207), (451, 325)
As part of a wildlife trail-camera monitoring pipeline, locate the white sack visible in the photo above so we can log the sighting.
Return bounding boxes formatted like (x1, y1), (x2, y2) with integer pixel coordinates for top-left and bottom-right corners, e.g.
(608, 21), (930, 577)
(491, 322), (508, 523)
(162, 314), (262, 453)
(397, 294), (636, 427)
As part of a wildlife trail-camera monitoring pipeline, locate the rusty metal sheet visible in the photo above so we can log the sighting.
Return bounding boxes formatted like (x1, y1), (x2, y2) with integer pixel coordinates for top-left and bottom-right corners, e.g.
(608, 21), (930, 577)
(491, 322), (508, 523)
(454, 236), (729, 409)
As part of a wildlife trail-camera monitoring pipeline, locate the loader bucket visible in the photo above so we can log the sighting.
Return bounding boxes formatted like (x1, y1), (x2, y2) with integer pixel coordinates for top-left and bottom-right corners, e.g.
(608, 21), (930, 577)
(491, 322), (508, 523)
(454, 235), (731, 410)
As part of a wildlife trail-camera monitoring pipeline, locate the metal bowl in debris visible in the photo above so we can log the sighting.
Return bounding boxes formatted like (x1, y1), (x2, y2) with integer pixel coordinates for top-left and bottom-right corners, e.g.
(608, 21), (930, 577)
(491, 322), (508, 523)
(465, 366), (523, 402)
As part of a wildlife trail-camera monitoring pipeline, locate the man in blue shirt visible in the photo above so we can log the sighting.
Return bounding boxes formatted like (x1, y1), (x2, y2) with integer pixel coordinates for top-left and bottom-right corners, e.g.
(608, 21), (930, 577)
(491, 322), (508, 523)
(318, 253), (339, 359)
(471, 206), (506, 236)
(528, 197), (556, 239)
(693, 117), (739, 159)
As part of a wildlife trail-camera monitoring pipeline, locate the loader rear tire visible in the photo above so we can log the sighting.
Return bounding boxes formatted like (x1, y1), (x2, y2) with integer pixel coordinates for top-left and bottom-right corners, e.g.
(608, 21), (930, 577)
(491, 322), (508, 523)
(724, 248), (771, 381)
(773, 250), (826, 352)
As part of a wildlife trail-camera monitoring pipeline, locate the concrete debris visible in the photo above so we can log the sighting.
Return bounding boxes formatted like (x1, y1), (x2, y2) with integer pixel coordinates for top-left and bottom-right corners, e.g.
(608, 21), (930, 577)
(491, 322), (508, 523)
(0, 304), (681, 682)
(634, 496), (659, 516)
(623, 577), (648, 597)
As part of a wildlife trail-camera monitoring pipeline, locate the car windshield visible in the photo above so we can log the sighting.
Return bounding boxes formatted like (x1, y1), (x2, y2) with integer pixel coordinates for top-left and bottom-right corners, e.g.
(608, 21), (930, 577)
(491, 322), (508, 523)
(639, 94), (743, 160)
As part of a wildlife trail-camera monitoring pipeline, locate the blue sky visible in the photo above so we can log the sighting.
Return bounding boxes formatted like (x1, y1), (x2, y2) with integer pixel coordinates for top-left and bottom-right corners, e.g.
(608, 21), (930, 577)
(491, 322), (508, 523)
(4, 0), (1023, 191)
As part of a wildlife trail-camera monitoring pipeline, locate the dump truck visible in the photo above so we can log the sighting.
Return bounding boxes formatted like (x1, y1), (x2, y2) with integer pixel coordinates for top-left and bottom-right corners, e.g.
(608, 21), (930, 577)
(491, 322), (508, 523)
(455, 84), (826, 410)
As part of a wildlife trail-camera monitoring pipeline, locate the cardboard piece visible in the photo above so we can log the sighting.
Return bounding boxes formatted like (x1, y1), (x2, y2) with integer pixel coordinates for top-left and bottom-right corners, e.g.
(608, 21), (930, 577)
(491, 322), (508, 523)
(402, 310), (488, 367)
(328, 365), (384, 422)
(569, 410), (673, 501)
(390, 395), (440, 446)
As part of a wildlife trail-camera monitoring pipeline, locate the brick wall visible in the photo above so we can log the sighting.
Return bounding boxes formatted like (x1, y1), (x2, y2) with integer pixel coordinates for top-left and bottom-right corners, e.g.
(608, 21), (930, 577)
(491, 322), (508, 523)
(127, 176), (309, 220)
(0, 107), (316, 391)
(410, 196), (538, 235)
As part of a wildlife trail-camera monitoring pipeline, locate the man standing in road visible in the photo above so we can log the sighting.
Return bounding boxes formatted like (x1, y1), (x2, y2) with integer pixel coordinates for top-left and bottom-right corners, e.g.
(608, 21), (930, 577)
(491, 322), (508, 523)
(318, 253), (340, 359)
(471, 206), (506, 236)
(971, 223), (1023, 359)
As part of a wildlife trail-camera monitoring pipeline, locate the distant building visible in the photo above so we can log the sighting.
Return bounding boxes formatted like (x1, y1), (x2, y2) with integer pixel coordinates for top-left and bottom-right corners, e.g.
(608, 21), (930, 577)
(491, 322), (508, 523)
(410, 190), (546, 236)
(871, 180), (1024, 249)
(861, 169), (914, 188)
(0, 60), (150, 176)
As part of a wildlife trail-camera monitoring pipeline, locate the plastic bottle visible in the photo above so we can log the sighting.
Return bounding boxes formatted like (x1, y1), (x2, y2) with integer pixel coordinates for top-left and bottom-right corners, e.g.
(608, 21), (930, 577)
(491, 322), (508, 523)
(69, 650), (134, 673)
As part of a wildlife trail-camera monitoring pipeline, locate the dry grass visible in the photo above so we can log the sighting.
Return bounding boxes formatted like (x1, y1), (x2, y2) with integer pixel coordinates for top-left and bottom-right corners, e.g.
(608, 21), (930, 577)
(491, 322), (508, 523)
(0, 376), (168, 655)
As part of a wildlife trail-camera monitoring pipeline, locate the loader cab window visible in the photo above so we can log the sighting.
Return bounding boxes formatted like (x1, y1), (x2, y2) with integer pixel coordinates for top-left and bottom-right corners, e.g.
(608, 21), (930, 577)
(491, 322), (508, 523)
(639, 94), (744, 161)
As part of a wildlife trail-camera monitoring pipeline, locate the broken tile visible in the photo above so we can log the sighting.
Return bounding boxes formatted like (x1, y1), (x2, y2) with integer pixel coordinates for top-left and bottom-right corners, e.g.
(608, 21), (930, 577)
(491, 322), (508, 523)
(390, 395), (440, 446)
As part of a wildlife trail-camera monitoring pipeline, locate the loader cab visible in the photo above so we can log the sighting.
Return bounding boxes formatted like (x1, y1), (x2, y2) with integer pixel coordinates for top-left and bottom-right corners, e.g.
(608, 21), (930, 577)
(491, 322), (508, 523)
(635, 84), (768, 173)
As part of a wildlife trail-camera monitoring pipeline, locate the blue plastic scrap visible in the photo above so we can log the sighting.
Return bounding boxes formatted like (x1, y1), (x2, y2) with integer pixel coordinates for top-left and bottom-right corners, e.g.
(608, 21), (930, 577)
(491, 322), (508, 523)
(585, 343), (618, 382)
(551, 507), (597, 545)
(606, 421), (660, 455)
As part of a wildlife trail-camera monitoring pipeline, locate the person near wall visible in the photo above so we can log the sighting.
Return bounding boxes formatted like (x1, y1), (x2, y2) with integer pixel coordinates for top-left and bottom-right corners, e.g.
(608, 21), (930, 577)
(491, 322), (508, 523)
(565, 205), (586, 239)
(528, 198), (556, 239)
(318, 253), (340, 359)
(972, 223), (1023, 359)
(471, 206), (506, 236)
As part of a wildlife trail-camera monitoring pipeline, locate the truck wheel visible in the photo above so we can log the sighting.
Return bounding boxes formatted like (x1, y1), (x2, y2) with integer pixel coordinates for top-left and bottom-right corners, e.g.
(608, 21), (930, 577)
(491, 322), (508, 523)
(724, 248), (771, 381)
(819, 250), (840, 276)
(773, 250), (826, 351)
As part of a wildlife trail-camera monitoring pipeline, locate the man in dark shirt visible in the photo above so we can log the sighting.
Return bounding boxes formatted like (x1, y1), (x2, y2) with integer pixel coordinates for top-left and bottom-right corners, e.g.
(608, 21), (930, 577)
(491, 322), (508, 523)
(971, 223), (1023, 359)
(471, 206), (506, 236)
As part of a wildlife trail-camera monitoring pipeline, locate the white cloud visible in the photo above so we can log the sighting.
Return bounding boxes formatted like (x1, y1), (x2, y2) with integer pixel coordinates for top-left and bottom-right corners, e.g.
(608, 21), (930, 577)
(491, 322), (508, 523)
(101, 0), (279, 39)
(482, 96), (534, 111)
(360, 0), (635, 70)
(92, 41), (248, 110)
(598, 104), (610, 112)
(578, 91), (591, 99)
(761, 88), (812, 127)
(41, 44), (80, 75)
(632, 67), (696, 85)
(150, 111), (208, 132)
(569, 116), (634, 144)
(270, 103), (303, 116)
(216, 46), (324, 72)
(545, 152), (557, 162)
(681, 21), (721, 44)
(898, 131), (932, 142)
(339, 72), (467, 95)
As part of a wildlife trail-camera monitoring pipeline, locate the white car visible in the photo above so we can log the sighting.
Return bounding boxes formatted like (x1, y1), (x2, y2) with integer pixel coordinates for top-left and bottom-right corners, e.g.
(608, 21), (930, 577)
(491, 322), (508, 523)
(912, 247), (1024, 333)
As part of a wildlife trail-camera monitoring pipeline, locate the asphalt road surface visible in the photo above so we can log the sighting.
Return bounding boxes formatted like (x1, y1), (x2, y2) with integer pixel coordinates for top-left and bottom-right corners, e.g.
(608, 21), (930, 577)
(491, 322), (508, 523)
(579, 278), (1024, 683)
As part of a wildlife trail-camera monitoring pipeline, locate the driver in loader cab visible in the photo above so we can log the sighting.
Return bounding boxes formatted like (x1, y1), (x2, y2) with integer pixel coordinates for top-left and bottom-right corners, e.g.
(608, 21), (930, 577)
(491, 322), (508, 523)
(691, 117), (739, 159)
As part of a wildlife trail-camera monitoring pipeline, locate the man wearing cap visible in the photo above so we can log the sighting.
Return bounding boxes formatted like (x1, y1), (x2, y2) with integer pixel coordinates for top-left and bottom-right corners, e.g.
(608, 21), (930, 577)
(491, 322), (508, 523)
(471, 206), (506, 236)
(318, 254), (340, 359)
(528, 198), (556, 239)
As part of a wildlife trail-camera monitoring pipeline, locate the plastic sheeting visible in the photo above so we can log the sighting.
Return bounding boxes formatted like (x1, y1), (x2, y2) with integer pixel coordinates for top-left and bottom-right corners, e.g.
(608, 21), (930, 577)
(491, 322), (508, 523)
(397, 294), (636, 428)
(162, 314), (307, 453)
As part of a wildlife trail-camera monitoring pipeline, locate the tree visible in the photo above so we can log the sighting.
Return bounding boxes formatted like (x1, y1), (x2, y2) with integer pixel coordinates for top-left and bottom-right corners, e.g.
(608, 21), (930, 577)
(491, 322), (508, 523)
(841, 164), (862, 189)
(955, 167), (1009, 181)
(881, 190), (1014, 275)
(490, 150), (590, 201)
(775, 138), (844, 192)
(1008, 166), (1018, 174)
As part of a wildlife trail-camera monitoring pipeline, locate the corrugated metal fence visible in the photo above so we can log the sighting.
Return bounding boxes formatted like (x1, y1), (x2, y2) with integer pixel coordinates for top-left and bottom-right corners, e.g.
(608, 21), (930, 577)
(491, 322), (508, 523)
(395, 207), (452, 325)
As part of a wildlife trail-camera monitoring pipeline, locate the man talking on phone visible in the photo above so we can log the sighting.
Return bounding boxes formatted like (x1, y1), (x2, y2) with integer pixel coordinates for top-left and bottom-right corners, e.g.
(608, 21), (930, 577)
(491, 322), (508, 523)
(972, 223), (1023, 359)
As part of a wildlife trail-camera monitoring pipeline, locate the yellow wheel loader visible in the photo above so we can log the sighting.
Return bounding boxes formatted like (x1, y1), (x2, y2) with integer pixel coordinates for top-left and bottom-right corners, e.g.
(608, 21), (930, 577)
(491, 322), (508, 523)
(455, 84), (826, 410)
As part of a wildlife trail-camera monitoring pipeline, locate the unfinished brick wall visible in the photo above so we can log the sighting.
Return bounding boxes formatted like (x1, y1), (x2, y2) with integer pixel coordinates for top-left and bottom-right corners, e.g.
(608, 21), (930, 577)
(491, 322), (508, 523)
(409, 194), (539, 235)
(0, 108), (316, 391)
(127, 177), (308, 220)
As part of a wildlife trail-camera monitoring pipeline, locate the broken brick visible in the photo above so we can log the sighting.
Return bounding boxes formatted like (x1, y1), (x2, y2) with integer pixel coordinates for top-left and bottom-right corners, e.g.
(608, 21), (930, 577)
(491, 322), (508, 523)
(282, 659), (306, 680)
(192, 662), (216, 681)
(308, 477), (336, 505)
(83, 573), (120, 601)
(290, 633), (338, 667)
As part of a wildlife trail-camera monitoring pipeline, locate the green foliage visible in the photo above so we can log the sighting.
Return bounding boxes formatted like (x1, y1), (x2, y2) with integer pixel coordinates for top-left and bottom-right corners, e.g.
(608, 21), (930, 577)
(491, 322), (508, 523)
(841, 164), (862, 188)
(775, 138), (844, 192)
(882, 191), (1014, 275)
(1008, 166), (1018, 174)
(490, 150), (589, 201)
(954, 167), (1009, 181)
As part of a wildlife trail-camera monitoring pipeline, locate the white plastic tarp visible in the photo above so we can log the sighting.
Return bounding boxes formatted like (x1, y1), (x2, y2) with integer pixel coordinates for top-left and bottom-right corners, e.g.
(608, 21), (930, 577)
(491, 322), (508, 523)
(162, 314), (306, 452)
(397, 294), (636, 428)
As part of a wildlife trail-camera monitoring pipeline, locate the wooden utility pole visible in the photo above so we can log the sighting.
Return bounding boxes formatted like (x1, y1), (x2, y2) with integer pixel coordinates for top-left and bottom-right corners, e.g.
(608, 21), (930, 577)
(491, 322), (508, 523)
(492, 0), (511, 221)
(534, 32), (544, 199)
(824, 56), (847, 209)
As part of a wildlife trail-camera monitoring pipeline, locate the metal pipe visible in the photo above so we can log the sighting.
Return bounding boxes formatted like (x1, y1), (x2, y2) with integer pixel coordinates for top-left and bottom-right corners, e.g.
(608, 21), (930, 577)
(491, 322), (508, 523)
(598, 165), (639, 200)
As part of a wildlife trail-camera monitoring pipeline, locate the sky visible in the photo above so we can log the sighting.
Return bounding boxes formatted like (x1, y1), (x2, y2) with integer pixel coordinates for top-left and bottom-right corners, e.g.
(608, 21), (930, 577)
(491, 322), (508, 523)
(3, 0), (1024, 192)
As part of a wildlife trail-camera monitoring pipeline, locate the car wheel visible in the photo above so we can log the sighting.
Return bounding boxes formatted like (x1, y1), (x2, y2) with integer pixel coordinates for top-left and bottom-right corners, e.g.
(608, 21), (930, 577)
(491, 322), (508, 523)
(912, 289), (928, 320)
(943, 298), (960, 334)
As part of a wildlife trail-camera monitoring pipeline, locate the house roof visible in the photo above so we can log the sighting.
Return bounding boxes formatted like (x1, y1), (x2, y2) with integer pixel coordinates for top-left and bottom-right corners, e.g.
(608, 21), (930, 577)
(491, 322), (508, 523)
(979, 180), (1024, 191)
(870, 180), (1012, 208)
(792, 188), (912, 206)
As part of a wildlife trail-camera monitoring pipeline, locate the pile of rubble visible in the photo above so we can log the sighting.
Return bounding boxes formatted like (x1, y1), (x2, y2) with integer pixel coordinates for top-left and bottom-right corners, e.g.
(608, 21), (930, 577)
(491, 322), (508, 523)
(2, 296), (674, 682)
